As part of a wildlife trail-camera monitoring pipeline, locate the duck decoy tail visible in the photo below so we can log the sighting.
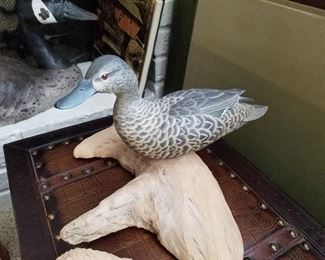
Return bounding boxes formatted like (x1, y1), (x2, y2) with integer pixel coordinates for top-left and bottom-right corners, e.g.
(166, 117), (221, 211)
(245, 104), (268, 121)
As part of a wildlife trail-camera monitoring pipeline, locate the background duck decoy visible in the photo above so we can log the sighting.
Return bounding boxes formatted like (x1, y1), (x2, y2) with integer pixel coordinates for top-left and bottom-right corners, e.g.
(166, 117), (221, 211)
(0, 55), (82, 127)
(55, 55), (268, 159)
(15, 0), (97, 69)
(0, 0), (18, 33)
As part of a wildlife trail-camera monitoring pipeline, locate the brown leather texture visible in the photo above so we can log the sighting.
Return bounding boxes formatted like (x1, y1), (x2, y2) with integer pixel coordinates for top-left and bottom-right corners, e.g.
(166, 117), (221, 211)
(32, 140), (322, 259)
(0, 242), (10, 260)
(32, 139), (176, 259)
(4, 117), (325, 260)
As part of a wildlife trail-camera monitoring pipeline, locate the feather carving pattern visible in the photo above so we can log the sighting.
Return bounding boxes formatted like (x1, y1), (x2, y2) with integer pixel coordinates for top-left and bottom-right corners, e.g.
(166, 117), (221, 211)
(114, 88), (262, 159)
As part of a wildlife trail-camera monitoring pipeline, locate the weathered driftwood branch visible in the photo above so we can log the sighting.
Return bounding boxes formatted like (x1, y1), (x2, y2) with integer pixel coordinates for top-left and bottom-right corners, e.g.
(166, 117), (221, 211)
(60, 125), (243, 260)
(57, 248), (130, 260)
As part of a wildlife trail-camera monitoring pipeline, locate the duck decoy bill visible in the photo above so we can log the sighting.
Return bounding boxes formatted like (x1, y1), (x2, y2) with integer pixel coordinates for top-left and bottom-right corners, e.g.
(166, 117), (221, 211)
(23, 0), (98, 24)
(59, 1), (98, 21)
(55, 79), (96, 109)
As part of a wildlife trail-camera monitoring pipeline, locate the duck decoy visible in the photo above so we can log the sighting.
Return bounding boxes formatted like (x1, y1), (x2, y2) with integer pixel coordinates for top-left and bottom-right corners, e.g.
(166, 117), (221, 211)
(0, 0), (18, 32)
(55, 55), (268, 159)
(0, 10), (18, 33)
(0, 54), (82, 127)
(16, 0), (97, 69)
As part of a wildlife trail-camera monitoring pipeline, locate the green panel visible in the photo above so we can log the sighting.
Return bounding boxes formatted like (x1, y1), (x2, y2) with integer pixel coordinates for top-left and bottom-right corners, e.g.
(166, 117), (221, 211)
(185, 42), (325, 225)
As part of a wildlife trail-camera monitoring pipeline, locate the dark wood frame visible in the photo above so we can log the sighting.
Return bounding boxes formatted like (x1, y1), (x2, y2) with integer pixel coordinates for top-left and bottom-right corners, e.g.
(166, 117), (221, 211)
(4, 116), (325, 259)
(4, 117), (113, 260)
(290, 0), (325, 10)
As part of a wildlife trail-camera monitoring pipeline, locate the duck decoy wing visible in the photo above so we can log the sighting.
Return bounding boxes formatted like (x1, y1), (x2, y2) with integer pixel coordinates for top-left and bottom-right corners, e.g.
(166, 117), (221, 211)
(0, 56), (32, 109)
(166, 88), (245, 117)
(0, 72), (30, 125)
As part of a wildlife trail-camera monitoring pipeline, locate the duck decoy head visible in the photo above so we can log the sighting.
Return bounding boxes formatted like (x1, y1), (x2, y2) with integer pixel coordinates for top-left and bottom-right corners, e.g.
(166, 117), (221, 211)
(21, 0), (97, 24)
(55, 55), (138, 109)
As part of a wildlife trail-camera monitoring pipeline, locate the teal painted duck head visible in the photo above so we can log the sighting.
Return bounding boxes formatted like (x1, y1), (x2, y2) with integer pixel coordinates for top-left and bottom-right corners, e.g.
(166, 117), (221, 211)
(55, 55), (139, 109)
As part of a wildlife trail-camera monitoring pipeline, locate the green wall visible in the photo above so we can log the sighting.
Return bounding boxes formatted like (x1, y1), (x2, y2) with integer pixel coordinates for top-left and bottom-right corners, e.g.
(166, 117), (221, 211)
(184, 0), (325, 224)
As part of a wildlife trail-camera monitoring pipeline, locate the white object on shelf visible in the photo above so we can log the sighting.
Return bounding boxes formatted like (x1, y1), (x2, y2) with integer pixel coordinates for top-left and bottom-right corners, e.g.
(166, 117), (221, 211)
(154, 26), (171, 56)
(149, 55), (168, 82)
(160, 0), (175, 26)
(145, 79), (165, 98)
(138, 0), (164, 94)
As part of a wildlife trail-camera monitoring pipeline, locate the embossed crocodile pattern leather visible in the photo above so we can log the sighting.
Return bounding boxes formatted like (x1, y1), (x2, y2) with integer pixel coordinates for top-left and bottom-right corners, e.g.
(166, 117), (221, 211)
(200, 151), (284, 251)
(36, 141), (175, 258)
(24, 139), (322, 260)
(279, 245), (322, 259)
(0, 242), (9, 260)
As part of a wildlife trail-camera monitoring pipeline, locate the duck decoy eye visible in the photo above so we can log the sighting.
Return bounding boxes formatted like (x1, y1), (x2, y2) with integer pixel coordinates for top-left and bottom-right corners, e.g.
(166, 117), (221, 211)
(101, 73), (109, 80)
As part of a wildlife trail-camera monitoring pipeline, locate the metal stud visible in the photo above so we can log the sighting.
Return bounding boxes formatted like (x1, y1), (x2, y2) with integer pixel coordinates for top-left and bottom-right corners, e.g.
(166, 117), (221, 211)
(77, 136), (84, 141)
(260, 203), (268, 210)
(39, 176), (46, 181)
(301, 242), (311, 251)
(62, 174), (71, 181)
(277, 219), (285, 226)
(82, 167), (93, 175)
(47, 214), (55, 220)
(35, 162), (43, 169)
(32, 150), (38, 156)
(105, 160), (114, 167)
(63, 140), (70, 145)
(289, 230), (297, 238)
(47, 144), (54, 150)
(43, 194), (50, 201)
(230, 173), (236, 178)
(41, 183), (48, 190)
(270, 243), (279, 252)
(55, 235), (61, 241)
(217, 160), (224, 166)
(206, 149), (212, 154)
(242, 185), (249, 191)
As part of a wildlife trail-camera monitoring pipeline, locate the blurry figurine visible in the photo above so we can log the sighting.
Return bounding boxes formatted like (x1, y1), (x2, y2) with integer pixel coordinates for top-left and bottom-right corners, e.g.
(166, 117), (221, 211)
(0, 0), (18, 32)
(16, 0), (97, 69)
(0, 55), (82, 126)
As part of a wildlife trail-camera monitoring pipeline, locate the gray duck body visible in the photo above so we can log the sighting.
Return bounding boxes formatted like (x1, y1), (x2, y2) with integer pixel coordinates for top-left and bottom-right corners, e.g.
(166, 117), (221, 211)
(0, 55), (82, 126)
(114, 88), (267, 159)
(55, 55), (268, 159)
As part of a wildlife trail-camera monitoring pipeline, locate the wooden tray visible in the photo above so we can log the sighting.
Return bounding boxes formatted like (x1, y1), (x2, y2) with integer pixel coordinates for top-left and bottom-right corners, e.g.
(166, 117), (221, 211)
(4, 116), (325, 260)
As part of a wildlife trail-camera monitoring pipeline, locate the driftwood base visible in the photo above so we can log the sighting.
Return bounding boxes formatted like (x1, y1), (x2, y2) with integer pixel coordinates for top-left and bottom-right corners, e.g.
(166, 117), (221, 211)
(57, 248), (131, 260)
(59, 126), (243, 259)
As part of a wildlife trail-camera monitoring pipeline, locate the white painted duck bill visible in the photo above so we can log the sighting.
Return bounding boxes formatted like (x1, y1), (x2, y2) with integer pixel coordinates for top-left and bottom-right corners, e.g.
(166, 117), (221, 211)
(54, 79), (96, 109)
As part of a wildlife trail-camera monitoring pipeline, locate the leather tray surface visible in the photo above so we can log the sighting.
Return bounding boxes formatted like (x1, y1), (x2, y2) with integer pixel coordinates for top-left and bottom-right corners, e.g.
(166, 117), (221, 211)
(0, 242), (10, 260)
(4, 116), (325, 260)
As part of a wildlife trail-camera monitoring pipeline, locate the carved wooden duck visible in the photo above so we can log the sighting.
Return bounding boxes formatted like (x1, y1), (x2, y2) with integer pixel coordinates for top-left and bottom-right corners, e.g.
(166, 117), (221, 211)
(0, 55), (82, 126)
(55, 55), (268, 159)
